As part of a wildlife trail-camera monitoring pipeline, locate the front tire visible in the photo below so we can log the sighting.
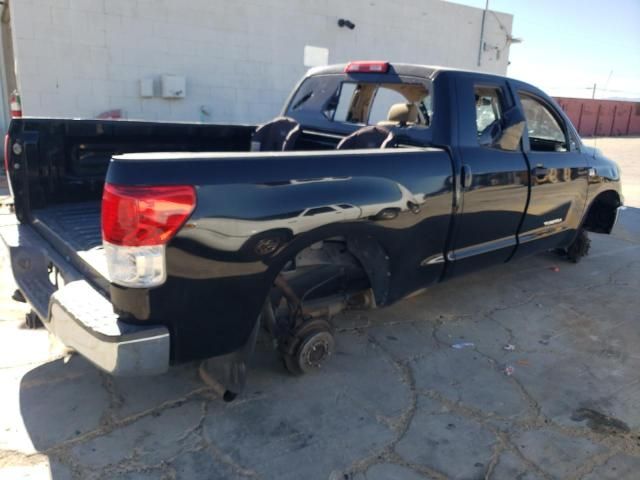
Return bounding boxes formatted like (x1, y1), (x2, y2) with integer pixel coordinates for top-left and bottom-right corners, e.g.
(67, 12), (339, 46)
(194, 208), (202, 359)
(566, 229), (591, 263)
(25, 310), (43, 329)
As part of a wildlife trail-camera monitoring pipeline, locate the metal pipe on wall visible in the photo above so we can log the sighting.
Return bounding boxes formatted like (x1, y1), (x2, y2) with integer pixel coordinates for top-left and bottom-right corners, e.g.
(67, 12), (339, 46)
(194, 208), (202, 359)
(477, 0), (489, 67)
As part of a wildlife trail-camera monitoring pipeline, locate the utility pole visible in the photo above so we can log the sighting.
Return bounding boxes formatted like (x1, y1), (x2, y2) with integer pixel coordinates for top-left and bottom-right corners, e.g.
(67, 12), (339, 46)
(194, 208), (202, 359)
(477, 0), (489, 67)
(591, 83), (597, 100)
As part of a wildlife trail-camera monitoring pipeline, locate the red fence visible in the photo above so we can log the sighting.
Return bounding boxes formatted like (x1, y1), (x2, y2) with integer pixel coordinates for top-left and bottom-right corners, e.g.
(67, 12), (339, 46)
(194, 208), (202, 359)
(554, 97), (640, 137)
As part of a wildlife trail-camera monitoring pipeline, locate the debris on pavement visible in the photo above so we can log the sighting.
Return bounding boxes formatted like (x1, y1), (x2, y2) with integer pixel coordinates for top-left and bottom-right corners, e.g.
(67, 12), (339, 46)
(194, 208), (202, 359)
(451, 341), (475, 349)
(516, 359), (530, 366)
(504, 365), (515, 376)
(571, 407), (631, 435)
(503, 344), (516, 351)
(549, 265), (560, 272)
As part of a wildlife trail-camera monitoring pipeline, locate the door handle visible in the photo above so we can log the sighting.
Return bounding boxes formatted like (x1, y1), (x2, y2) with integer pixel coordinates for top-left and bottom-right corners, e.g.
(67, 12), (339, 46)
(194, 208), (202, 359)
(461, 164), (473, 188)
(533, 165), (549, 178)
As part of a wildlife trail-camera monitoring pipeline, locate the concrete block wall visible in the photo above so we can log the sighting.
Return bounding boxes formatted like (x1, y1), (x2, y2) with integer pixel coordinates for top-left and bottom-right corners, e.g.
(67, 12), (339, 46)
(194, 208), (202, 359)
(9, 0), (512, 124)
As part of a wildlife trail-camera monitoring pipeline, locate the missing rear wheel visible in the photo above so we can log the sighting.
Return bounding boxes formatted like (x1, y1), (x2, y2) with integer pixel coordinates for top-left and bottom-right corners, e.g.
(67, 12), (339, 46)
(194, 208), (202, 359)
(280, 319), (335, 375)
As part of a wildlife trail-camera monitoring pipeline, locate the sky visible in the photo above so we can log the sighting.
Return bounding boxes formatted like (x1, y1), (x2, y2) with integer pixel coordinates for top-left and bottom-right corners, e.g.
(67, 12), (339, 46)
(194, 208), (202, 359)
(449, 0), (640, 99)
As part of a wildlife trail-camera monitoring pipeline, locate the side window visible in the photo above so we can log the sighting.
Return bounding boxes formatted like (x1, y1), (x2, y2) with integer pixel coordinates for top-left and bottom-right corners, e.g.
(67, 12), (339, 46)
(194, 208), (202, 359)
(474, 86), (517, 150)
(475, 87), (502, 135)
(518, 94), (567, 152)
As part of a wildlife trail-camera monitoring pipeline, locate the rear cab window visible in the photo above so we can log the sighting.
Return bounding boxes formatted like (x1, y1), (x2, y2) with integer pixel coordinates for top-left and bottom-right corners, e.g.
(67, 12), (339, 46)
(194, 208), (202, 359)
(286, 74), (432, 138)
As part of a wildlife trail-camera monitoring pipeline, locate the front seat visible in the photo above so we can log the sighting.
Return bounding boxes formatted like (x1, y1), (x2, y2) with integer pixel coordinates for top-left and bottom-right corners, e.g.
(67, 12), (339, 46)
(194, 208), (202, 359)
(377, 103), (419, 127)
(250, 116), (301, 151)
(336, 126), (396, 150)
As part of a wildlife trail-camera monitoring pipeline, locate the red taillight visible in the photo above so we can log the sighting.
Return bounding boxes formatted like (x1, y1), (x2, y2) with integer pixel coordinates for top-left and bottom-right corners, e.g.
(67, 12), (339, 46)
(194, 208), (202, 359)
(344, 61), (389, 74)
(9, 91), (21, 118)
(102, 184), (196, 247)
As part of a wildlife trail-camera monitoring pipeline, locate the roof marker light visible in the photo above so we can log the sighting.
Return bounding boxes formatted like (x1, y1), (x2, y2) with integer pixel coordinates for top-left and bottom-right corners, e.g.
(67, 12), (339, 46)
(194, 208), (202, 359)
(344, 61), (390, 74)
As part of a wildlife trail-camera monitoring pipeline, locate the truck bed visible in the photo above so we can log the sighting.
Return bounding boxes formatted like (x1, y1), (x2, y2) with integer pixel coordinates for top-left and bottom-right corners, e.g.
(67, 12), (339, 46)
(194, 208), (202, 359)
(31, 202), (109, 288)
(33, 202), (102, 251)
(5, 119), (259, 296)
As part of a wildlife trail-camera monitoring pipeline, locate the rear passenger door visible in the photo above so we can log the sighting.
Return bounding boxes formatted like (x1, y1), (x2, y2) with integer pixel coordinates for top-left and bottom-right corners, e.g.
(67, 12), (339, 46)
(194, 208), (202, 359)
(448, 78), (530, 276)
(511, 90), (590, 257)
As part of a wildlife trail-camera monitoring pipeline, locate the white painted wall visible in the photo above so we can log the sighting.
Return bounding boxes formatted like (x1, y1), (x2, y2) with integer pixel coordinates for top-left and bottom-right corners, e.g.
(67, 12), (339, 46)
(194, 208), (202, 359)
(8, 0), (512, 124)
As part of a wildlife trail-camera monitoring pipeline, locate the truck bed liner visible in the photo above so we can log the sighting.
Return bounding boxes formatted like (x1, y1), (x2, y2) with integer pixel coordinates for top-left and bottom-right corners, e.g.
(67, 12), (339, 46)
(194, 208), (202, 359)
(31, 202), (109, 287)
(32, 202), (102, 252)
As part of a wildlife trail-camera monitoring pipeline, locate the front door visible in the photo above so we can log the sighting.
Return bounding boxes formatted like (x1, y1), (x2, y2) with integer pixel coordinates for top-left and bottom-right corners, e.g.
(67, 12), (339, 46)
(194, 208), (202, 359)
(447, 78), (530, 276)
(512, 90), (590, 257)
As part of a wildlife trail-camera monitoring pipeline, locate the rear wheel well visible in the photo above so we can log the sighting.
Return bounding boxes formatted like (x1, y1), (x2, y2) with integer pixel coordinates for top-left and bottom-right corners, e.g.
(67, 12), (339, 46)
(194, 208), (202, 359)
(583, 190), (621, 234)
(263, 234), (386, 377)
(267, 233), (390, 308)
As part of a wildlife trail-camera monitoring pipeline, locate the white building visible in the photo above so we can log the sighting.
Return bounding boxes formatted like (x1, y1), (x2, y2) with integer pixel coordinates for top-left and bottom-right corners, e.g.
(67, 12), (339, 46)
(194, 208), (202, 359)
(0, 0), (513, 133)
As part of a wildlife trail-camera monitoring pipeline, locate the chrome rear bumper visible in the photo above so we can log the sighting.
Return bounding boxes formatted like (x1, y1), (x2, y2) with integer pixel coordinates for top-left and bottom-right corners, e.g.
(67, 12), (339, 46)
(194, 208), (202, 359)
(0, 216), (170, 376)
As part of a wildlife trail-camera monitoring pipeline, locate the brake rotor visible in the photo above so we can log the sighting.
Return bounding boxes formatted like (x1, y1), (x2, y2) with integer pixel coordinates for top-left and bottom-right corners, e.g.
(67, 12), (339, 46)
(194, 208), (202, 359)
(296, 330), (335, 374)
(280, 318), (335, 375)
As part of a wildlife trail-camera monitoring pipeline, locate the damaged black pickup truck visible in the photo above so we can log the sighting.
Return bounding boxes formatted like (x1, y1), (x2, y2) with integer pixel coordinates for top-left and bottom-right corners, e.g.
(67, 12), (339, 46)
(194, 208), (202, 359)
(1, 62), (623, 397)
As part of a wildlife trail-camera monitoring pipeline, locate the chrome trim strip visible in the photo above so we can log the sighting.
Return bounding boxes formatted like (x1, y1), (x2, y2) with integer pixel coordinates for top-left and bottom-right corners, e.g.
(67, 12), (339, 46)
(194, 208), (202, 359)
(447, 235), (516, 262)
(420, 254), (445, 266)
(543, 218), (563, 226)
(518, 224), (568, 245)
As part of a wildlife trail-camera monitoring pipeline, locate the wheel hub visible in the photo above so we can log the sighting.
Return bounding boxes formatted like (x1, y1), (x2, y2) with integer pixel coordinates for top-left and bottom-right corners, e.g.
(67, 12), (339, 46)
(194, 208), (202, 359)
(297, 330), (335, 373)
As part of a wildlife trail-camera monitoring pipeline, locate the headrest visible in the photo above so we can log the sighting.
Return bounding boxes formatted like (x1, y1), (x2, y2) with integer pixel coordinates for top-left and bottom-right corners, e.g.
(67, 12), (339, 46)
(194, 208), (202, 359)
(386, 103), (418, 125)
(251, 116), (300, 151)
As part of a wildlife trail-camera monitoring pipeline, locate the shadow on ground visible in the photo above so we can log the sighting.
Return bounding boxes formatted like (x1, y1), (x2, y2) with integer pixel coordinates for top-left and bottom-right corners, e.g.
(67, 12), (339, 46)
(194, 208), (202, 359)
(11, 207), (640, 480)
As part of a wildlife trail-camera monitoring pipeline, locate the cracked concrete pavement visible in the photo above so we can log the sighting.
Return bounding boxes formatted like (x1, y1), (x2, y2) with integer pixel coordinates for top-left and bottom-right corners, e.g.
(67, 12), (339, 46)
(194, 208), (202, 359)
(0, 138), (639, 479)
